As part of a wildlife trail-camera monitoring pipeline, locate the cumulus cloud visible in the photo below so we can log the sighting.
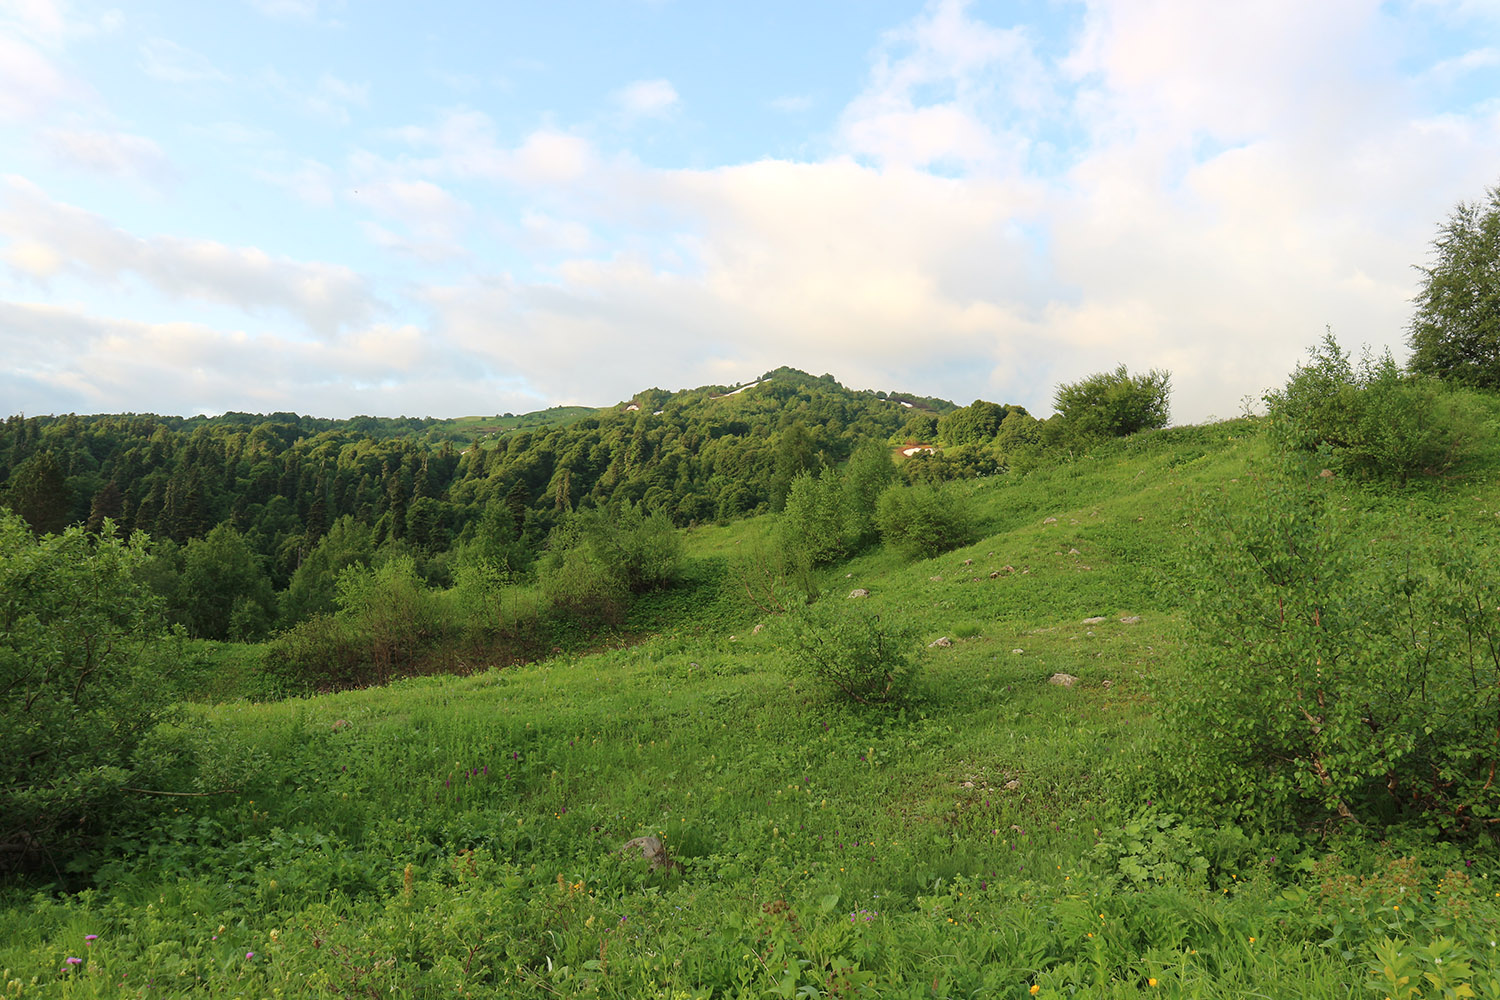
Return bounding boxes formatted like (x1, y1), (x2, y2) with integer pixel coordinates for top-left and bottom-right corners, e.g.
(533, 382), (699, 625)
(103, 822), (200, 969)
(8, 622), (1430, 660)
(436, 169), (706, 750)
(0, 177), (380, 334)
(140, 37), (228, 84)
(840, 0), (1048, 172)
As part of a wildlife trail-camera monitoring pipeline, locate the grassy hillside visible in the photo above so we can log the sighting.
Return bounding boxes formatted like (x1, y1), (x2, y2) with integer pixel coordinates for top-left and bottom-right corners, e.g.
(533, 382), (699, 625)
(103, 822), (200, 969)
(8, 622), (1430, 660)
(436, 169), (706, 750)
(5, 418), (1500, 998)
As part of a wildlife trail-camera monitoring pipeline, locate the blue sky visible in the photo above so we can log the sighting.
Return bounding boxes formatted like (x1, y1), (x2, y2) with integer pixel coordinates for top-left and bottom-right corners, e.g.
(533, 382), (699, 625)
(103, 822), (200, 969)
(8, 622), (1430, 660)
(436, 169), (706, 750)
(2, 0), (1498, 422)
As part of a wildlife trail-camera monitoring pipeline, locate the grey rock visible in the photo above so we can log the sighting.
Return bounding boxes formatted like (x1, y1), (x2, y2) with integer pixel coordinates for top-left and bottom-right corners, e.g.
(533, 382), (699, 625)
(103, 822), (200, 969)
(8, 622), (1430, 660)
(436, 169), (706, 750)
(1082, 616), (1106, 625)
(1048, 672), (1079, 688)
(1120, 615), (1142, 625)
(1043, 516), (1058, 524)
(620, 835), (680, 872)
(848, 588), (870, 598)
(1004, 779), (1021, 791)
(929, 636), (953, 648)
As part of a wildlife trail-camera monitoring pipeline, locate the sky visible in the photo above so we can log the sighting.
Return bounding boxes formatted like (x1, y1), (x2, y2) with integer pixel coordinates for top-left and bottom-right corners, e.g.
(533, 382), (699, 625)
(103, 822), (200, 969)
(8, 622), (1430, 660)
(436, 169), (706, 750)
(1, 0), (1498, 424)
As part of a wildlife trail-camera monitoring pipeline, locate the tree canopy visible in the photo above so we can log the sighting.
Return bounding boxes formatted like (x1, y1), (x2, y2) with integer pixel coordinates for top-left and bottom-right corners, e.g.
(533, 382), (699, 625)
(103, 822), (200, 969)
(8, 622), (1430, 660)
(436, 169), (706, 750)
(1409, 182), (1500, 388)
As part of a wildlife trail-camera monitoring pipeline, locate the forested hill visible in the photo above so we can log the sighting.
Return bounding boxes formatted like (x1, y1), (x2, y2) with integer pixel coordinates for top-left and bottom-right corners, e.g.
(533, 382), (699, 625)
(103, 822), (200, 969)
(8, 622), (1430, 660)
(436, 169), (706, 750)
(0, 367), (956, 591)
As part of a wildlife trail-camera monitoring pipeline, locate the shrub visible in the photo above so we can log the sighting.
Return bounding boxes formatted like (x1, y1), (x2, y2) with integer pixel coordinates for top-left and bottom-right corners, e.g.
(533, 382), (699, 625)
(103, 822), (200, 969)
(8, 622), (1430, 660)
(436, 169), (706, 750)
(0, 514), (180, 875)
(268, 556), (449, 690)
(875, 483), (976, 560)
(1265, 333), (1479, 482)
(1052, 365), (1171, 441)
(781, 469), (852, 566)
(783, 601), (921, 705)
(542, 547), (629, 628)
(1159, 470), (1500, 833)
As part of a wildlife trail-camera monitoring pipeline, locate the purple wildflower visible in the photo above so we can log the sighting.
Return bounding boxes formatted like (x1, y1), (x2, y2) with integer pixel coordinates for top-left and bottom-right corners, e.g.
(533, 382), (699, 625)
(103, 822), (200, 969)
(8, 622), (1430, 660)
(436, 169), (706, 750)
(246, 952), (254, 960)
(85, 935), (98, 943)
(65, 957), (82, 966)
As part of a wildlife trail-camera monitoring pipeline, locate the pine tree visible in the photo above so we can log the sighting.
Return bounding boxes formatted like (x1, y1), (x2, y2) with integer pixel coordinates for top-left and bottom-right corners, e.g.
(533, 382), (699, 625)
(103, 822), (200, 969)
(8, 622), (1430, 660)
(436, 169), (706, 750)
(4, 451), (70, 535)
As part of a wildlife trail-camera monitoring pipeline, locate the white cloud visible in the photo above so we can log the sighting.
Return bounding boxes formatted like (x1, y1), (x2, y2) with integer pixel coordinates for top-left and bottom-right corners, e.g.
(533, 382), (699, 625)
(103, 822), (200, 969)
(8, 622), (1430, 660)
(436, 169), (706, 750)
(246, 0), (321, 18)
(254, 158), (338, 206)
(839, 0), (1049, 172)
(1, 0), (122, 45)
(519, 211), (595, 253)
(140, 37), (228, 84)
(41, 128), (175, 185)
(393, 111), (600, 189)
(0, 176), (380, 334)
(0, 35), (87, 121)
(304, 72), (367, 122)
(0, 299), (527, 417)
(613, 78), (680, 120)
(1421, 46), (1500, 86)
(768, 94), (812, 113)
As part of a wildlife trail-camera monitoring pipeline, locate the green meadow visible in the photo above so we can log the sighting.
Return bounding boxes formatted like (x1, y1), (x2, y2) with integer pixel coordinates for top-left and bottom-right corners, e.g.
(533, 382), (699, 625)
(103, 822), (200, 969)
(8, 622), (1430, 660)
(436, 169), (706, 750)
(6, 413), (1500, 998)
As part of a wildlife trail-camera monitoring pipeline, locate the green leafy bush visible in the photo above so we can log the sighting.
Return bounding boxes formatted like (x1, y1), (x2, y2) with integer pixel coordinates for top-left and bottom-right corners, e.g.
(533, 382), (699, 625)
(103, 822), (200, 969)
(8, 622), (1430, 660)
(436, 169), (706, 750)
(1265, 333), (1480, 482)
(781, 469), (852, 566)
(0, 513), (180, 875)
(875, 483), (976, 560)
(1160, 471), (1500, 832)
(266, 556), (449, 689)
(1052, 364), (1171, 441)
(541, 546), (629, 628)
(783, 601), (921, 704)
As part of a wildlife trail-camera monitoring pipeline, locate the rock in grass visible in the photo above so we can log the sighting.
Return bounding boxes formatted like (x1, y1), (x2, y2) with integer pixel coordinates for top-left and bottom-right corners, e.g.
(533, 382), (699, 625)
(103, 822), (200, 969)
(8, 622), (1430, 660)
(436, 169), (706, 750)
(1081, 616), (1106, 625)
(1048, 673), (1079, 688)
(929, 637), (952, 648)
(1120, 615), (1142, 624)
(620, 835), (681, 872)
(848, 588), (870, 598)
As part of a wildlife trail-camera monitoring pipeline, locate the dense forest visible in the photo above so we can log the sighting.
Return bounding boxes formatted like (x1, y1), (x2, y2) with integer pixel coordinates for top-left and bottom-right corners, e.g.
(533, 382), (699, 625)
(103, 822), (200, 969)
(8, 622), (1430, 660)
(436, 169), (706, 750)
(0, 368), (1025, 637)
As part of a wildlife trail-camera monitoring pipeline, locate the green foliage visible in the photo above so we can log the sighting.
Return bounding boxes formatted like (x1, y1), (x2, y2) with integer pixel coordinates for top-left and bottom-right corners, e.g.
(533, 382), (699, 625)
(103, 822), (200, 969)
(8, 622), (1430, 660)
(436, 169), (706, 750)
(1161, 470), (1500, 832)
(2, 450), (70, 535)
(1053, 364), (1172, 441)
(728, 533), (816, 614)
(539, 506), (684, 627)
(1265, 332), (1480, 482)
(782, 601), (921, 704)
(266, 556), (448, 690)
(281, 515), (375, 624)
(938, 400), (1012, 445)
(541, 545), (630, 628)
(874, 482), (976, 560)
(843, 439), (898, 548)
(780, 469), (852, 566)
(1088, 810), (1211, 890)
(1409, 182), (1500, 388)
(180, 524), (276, 640)
(0, 513), (179, 875)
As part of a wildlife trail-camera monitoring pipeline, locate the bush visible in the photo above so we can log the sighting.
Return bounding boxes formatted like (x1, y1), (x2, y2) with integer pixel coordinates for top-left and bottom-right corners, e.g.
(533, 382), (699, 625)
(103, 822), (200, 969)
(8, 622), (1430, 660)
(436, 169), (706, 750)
(1159, 470), (1500, 833)
(0, 514), (180, 875)
(783, 601), (921, 705)
(267, 556), (449, 690)
(781, 469), (852, 566)
(875, 483), (976, 560)
(1266, 333), (1479, 482)
(1052, 365), (1171, 441)
(542, 547), (629, 628)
